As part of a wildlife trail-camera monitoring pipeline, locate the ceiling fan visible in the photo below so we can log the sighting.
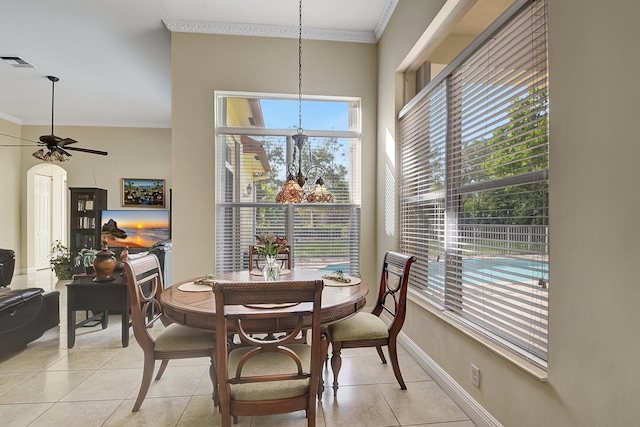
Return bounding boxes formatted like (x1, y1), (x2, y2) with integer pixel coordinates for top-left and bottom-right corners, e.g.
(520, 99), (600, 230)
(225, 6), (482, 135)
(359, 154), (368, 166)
(0, 75), (108, 161)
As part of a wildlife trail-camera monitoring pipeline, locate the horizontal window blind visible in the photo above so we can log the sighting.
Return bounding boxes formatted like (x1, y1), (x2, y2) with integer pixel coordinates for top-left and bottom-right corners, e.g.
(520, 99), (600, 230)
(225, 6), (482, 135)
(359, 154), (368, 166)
(216, 203), (360, 275)
(400, 83), (448, 306)
(400, 0), (549, 364)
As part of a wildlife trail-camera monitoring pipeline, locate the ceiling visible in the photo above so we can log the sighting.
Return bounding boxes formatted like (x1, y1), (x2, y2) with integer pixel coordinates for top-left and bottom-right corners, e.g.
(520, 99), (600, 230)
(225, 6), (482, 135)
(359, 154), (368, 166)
(0, 0), (393, 129)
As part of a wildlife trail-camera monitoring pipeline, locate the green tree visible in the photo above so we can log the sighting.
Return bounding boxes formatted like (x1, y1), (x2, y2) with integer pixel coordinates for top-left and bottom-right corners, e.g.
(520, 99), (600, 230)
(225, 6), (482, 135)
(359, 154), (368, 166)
(482, 88), (548, 178)
(301, 137), (349, 202)
(254, 136), (350, 203)
(255, 137), (286, 202)
(462, 88), (548, 225)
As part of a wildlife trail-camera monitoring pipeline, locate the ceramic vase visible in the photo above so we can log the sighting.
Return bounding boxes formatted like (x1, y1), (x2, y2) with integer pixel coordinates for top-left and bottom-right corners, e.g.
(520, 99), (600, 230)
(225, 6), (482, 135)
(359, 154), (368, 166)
(93, 242), (117, 282)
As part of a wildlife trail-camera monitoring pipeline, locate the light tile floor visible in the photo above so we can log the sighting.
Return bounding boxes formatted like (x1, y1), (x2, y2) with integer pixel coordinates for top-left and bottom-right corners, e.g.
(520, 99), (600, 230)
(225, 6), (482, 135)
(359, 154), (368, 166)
(0, 270), (476, 427)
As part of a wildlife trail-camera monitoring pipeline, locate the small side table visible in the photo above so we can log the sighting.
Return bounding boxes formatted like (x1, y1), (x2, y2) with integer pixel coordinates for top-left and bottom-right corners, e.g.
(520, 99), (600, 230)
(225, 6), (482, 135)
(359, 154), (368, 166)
(66, 276), (129, 348)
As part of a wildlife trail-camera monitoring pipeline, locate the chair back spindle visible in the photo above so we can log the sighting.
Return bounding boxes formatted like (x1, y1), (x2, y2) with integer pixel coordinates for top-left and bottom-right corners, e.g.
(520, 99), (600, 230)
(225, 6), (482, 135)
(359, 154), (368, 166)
(372, 251), (416, 335)
(125, 254), (166, 345)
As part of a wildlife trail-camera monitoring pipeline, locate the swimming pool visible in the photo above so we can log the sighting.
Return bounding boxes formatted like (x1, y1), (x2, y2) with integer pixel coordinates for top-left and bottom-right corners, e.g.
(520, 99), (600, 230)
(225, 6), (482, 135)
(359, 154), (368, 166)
(320, 263), (351, 273)
(428, 257), (548, 288)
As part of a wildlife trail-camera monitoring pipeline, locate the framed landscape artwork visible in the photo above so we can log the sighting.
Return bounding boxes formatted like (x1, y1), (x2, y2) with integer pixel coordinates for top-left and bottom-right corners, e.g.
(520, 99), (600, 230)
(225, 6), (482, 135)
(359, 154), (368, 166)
(121, 178), (165, 208)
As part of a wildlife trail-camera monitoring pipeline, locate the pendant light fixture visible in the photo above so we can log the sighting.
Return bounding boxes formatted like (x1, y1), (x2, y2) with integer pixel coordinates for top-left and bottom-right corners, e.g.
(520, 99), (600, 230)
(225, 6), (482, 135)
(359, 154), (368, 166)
(276, 0), (333, 204)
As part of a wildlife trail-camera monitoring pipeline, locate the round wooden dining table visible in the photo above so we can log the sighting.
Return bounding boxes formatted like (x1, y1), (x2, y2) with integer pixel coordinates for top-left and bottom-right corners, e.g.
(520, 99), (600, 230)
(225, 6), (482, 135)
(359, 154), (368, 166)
(160, 268), (369, 331)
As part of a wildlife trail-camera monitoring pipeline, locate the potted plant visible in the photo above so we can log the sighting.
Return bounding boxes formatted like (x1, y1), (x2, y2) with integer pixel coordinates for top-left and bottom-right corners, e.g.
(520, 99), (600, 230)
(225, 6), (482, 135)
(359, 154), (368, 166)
(74, 247), (99, 274)
(50, 240), (72, 280)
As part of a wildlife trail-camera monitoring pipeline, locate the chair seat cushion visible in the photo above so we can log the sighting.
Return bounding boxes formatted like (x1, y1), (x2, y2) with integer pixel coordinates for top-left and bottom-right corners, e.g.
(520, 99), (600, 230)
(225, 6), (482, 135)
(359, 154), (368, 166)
(228, 344), (311, 400)
(328, 312), (389, 342)
(154, 323), (215, 352)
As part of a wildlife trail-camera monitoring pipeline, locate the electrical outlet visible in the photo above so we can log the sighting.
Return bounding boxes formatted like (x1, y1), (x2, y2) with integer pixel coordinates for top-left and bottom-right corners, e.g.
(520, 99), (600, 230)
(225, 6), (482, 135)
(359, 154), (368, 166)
(471, 364), (480, 388)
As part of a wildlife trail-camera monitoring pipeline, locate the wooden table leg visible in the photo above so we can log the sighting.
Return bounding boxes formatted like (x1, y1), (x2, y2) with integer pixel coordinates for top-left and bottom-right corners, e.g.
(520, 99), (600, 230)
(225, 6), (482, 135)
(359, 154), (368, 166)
(121, 308), (129, 347)
(68, 308), (76, 348)
(101, 311), (109, 329)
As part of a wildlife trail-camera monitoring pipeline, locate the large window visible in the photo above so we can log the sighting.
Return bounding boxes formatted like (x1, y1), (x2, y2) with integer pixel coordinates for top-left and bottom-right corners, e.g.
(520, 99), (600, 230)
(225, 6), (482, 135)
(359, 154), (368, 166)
(399, 0), (549, 365)
(215, 93), (361, 275)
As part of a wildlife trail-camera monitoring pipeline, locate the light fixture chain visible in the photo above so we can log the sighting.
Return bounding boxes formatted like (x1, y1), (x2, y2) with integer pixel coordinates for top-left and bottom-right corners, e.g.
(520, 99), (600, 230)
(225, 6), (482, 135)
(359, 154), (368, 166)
(298, 0), (303, 132)
(276, 0), (332, 203)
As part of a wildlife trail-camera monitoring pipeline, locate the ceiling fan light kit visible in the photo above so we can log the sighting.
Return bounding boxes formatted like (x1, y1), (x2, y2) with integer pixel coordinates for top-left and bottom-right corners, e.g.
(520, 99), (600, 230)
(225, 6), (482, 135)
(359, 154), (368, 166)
(32, 147), (68, 162)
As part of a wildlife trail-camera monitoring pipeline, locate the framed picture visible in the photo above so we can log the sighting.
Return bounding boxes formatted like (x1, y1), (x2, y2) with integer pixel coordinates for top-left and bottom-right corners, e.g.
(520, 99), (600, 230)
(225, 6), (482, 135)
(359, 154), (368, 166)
(121, 178), (166, 208)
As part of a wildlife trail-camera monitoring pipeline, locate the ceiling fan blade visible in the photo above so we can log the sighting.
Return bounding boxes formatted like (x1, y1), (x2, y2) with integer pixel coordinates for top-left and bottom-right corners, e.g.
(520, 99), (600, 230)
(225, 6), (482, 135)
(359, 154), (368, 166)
(64, 146), (108, 156)
(0, 132), (39, 144)
(59, 138), (78, 146)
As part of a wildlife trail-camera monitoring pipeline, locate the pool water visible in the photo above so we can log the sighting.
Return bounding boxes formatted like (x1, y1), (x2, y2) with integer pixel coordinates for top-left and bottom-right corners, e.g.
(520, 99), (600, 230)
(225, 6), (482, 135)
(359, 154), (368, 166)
(464, 258), (548, 283)
(320, 263), (351, 274)
(428, 257), (548, 287)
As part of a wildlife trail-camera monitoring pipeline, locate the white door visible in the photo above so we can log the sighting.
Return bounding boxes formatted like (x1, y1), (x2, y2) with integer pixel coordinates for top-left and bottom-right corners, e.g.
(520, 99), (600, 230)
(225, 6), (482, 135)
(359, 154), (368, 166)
(34, 174), (52, 270)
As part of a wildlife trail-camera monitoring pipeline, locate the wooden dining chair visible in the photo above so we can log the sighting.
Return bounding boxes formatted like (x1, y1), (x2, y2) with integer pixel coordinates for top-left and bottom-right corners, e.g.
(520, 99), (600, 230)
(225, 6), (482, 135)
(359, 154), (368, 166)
(327, 251), (416, 396)
(212, 279), (324, 427)
(123, 254), (217, 412)
(249, 245), (292, 270)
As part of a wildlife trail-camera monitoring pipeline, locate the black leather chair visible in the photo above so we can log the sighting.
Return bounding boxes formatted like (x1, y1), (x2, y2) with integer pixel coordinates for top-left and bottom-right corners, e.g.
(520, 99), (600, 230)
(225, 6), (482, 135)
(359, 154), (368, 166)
(0, 248), (15, 287)
(0, 249), (60, 358)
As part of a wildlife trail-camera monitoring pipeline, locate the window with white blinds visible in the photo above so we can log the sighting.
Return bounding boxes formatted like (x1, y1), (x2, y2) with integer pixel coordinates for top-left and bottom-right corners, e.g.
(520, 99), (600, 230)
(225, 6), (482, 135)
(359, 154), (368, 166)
(215, 94), (362, 275)
(399, 0), (549, 364)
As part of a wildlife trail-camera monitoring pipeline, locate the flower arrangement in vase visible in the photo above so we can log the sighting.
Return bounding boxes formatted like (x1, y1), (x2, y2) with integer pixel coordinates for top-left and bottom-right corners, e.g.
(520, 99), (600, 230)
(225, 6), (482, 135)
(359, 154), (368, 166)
(255, 233), (288, 281)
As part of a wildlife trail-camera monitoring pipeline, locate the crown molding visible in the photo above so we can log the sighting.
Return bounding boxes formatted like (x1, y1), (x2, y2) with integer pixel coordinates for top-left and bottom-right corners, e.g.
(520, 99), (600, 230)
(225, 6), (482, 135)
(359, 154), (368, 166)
(374, 0), (398, 41)
(0, 112), (22, 125)
(163, 0), (399, 44)
(162, 19), (377, 44)
(20, 119), (171, 129)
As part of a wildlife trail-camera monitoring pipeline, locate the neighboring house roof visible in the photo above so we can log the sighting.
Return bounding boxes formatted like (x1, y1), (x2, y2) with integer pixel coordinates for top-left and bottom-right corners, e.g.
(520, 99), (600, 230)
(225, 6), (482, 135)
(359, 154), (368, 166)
(241, 135), (271, 176)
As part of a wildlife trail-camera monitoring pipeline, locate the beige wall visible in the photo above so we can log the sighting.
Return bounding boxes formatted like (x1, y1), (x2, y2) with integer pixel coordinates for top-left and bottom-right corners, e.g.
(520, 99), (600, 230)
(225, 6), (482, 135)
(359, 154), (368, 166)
(0, 124), (170, 273)
(546, 0), (640, 424)
(378, 0), (640, 425)
(376, 0), (447, 259)
(170, 33), (378, 285)
(0, 119), (24, 266)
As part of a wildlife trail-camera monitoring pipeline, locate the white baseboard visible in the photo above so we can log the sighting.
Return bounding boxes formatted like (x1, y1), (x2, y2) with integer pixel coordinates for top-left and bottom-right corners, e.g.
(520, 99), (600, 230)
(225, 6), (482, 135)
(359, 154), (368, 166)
(398, 331), (503, 427)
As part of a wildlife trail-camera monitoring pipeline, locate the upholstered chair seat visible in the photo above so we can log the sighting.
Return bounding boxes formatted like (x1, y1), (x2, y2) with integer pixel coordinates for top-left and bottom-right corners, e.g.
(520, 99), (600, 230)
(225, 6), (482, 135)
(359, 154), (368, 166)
(153, 323), (216, 352)
(327, 312), (389, 342)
